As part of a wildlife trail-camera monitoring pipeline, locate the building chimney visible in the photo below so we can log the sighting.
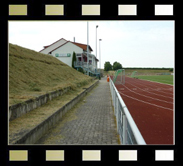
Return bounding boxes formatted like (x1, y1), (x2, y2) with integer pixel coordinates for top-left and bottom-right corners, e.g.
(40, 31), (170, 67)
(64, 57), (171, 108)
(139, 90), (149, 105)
(73, 37), (75, 42)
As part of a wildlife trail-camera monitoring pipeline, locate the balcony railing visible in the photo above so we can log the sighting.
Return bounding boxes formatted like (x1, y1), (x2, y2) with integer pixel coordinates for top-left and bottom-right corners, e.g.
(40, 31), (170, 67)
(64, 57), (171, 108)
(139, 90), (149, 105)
(74, 61), (99, 74)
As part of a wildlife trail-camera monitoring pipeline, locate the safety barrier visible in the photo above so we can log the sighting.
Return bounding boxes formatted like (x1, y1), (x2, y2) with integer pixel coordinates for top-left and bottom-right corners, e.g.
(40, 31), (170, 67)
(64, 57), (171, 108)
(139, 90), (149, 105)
(109, 77), (146, 145)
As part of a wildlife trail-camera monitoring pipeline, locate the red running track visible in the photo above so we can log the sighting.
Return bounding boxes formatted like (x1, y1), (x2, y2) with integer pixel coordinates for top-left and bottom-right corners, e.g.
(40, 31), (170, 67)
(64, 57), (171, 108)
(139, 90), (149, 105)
(113, 76), (174, 145)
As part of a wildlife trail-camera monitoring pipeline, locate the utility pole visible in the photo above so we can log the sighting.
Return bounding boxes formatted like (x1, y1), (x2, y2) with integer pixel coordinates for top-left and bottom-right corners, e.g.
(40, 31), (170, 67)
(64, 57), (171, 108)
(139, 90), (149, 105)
(87, 22), (89, 75)
(96, 25), (98, 58)
(96, 25), (98, 70)
(99, 39), (102, 74)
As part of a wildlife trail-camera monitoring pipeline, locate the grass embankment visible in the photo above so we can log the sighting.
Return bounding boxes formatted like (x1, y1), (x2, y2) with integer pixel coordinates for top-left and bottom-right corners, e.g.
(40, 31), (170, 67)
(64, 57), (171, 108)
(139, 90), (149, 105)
(9, 80), (97, 144)
(9, 43), (93, 106)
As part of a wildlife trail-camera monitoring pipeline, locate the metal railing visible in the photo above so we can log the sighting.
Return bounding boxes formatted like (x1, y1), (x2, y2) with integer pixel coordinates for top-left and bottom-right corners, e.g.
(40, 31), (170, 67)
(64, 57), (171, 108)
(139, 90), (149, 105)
(109, 77), (146, 145)
(74, 61), (99, 74)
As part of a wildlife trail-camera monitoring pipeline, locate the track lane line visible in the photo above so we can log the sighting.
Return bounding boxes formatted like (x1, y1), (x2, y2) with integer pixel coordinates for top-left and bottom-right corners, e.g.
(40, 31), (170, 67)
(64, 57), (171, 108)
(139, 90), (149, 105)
(125, 81), (173, 100)
(126, 77), (173, 96)
(132, 77), (173, 92)
(119, 92), (173, 111)
(121, 83), (173, 104)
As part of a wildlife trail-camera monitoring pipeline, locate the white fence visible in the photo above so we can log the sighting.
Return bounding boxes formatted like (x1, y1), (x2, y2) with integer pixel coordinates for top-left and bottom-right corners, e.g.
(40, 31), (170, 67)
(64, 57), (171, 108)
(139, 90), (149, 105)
(109, 77), (146, 145)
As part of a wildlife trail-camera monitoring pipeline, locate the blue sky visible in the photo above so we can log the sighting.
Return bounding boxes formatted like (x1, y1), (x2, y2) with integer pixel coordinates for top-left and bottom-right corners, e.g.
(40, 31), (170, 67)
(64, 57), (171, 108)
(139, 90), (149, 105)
(9, 21), (174, 68)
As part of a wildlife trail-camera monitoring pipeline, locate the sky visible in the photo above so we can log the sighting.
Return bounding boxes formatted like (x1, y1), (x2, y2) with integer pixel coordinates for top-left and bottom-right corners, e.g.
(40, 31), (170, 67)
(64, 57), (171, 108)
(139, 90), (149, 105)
(9, 21), (174, 68)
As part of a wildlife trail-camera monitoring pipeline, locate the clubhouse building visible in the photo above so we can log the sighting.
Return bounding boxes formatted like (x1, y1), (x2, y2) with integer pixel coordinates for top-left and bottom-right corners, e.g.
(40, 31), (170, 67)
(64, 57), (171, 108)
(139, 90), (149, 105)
(40, 38), (99, 75)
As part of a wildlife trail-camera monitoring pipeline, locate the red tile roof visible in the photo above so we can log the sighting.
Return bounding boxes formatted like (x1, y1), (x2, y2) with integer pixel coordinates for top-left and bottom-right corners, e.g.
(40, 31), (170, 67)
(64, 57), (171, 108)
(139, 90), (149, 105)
(71, 42), (93, 52)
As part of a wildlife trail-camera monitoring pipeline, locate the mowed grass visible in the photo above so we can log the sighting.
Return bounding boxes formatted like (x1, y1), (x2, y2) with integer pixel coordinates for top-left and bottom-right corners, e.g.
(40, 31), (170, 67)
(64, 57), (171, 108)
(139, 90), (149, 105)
(137, 75), (173, 85)
(9, 80), (97, 144)
(105, 69), (172, 77)
(9, 43), (93, 106)
(125, 69), (171, 75)
(106, 69), (173, 85)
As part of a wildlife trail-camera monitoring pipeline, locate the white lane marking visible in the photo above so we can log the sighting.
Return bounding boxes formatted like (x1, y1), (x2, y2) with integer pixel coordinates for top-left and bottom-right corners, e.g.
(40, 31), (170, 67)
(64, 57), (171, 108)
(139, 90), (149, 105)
(122, 84), (173, 104)
(125, 81), (173, 100)
(133, 78), (173, 94)
(119, 92), (173, 111)
(126, 78), (173, 97)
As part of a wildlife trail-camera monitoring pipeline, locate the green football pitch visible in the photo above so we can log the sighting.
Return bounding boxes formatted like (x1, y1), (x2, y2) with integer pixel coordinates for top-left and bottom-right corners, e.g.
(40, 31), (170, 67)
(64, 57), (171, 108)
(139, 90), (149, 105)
(137, 75), (173, 85)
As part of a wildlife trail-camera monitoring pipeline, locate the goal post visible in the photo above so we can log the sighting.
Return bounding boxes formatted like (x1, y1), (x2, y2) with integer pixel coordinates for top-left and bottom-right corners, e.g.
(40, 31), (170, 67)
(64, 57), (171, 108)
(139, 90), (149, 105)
(131, 71), (137, 78)
(113, 69), (125, 84)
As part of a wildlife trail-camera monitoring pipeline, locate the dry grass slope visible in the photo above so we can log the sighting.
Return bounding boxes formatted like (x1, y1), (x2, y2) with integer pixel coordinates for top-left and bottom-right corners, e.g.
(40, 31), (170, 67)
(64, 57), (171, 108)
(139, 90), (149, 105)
(9, 43), (93, 105)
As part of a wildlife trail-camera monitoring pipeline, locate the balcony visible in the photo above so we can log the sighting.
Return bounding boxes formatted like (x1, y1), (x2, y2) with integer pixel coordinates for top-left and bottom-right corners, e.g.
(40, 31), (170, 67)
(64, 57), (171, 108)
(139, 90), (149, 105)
(74, 61), (99, 74)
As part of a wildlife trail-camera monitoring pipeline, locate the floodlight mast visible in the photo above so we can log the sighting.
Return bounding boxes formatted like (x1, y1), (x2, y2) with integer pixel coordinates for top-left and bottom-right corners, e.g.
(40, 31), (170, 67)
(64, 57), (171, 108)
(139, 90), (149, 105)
(96, 25), (98, 58)
(87, 22), (89, 75)
(96, 25), (98, 70)
(99, 39), (102, 73)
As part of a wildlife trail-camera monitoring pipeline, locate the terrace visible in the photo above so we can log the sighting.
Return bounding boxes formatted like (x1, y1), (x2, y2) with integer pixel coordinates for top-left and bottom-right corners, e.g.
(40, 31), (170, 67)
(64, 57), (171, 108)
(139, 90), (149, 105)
(74, 52), (100, 75)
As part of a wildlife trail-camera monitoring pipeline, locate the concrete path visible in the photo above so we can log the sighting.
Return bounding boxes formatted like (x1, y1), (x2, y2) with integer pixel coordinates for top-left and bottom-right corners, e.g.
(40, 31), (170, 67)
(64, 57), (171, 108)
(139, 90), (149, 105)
(36, 77), (120, 145)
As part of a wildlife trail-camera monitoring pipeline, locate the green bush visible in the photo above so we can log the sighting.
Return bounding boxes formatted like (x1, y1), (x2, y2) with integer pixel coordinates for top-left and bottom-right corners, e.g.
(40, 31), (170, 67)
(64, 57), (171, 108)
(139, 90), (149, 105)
(72, 51), (76, 69)
(169, 68), (173, 72)
(78, 67), (84, 74)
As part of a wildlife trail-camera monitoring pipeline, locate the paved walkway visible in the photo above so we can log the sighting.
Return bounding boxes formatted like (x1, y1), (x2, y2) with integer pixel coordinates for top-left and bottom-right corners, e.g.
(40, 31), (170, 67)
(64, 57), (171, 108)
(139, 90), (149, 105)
(36, 77), (120, 145)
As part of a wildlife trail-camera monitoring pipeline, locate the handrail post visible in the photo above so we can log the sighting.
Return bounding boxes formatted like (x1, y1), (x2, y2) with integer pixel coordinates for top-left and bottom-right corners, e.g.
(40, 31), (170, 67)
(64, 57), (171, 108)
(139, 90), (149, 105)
(108, 77), (146, 145)
(123, 114), (127, 144)
(112, 86), (114, 104)
(116, 97), (119, 132)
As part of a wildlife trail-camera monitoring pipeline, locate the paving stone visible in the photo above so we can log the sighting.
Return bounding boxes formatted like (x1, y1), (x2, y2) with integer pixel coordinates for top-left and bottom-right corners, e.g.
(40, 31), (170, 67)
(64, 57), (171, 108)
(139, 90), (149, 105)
(36, 77), (120, 145)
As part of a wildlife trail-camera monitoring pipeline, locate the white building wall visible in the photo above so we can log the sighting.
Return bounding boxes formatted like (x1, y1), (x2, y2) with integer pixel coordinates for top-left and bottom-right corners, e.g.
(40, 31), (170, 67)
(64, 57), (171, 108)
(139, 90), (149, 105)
(40, 38), (67, 54)
(83, 50), (91, 54)
(51, 42), (83, 67)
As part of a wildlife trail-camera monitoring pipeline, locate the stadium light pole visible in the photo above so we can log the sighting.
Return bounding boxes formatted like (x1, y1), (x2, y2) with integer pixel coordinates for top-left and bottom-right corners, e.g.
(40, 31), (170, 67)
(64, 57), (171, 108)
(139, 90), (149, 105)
(96, 25), (98, 58)
(87, 21), (89, 75)
(99, 39), (102, 73)
(96, 25), (98, 70)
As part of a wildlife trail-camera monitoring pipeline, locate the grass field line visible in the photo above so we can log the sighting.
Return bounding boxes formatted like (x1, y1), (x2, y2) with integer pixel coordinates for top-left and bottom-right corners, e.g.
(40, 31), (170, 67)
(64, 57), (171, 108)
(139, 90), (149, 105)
(140, 78), (173, 84)
(126, 81), (173, 100)
(119, 92), (173, 111)
(138, 77), (173, 86)
(152, 79), (172, 83)
(122, 83), (173, 104)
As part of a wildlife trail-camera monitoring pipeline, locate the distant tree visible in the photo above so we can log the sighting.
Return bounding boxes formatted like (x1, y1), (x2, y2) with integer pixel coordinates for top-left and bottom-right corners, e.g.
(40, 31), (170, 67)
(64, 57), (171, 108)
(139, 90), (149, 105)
(169, 68), (173, 72)
(72, 51), (76, 69)
(113, 61), (122, 70)
(104, 62), (112, 71)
